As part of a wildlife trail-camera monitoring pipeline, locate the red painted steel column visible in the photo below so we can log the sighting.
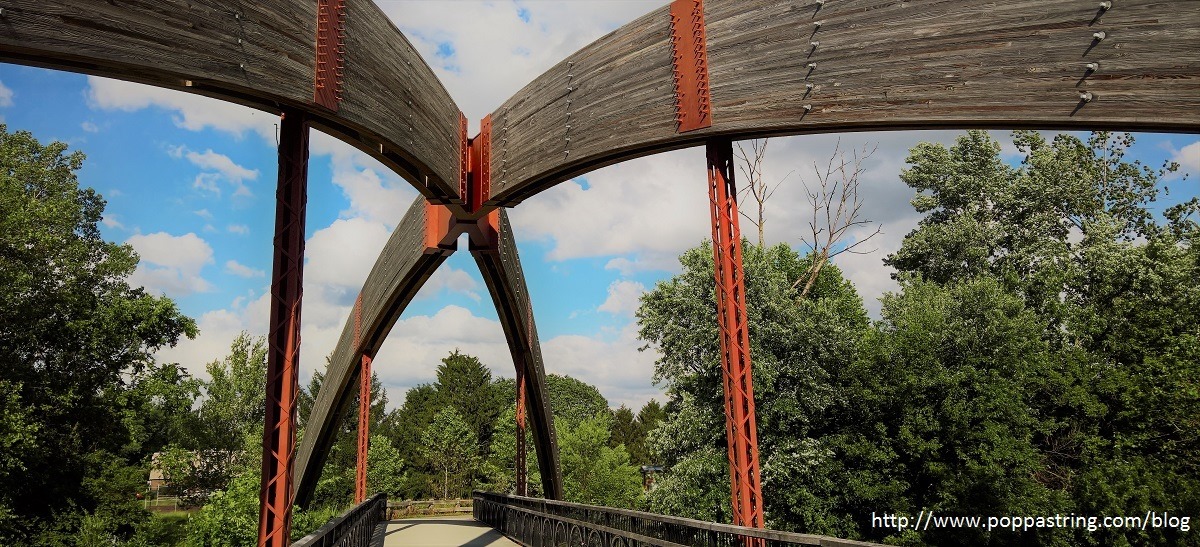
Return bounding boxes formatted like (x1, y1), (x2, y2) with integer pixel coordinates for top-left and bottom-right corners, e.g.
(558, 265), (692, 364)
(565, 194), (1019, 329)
(259, 109), (309, 547)
(355, 353), (372, 504)
(515, 367), (528, 496)
(353, 294), (371, 505)
(706, 138), (765, 530)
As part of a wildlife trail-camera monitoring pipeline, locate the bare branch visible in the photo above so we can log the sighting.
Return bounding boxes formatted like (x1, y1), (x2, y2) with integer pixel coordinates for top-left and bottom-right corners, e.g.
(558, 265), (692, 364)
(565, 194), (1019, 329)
(795, 141), (882, 299)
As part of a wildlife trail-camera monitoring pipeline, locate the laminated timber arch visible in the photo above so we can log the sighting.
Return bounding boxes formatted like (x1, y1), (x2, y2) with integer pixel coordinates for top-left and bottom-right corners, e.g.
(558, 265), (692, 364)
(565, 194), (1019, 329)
(485, 0), (1200, 206)
(292, 198), (564, 505)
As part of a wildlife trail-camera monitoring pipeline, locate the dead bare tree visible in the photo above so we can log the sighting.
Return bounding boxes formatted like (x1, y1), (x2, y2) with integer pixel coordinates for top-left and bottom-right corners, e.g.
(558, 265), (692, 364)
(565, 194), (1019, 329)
(735, 139), (792, 247)
(794, 139), (881, 300)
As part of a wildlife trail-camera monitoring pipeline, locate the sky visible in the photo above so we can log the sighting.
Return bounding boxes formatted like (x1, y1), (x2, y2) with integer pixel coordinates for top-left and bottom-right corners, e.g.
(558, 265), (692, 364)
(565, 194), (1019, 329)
(0, 1), (1196, 412)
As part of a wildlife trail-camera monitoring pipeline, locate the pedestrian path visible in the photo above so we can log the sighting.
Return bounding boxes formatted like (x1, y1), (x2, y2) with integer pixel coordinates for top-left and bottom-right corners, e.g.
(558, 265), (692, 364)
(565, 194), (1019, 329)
(373, 515), (518, 546)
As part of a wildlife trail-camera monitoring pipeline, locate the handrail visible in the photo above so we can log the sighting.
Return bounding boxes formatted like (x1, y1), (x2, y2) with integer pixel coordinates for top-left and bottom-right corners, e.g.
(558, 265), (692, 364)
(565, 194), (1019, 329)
(293, 493), (386, 547)
(473, 491), (884, 547)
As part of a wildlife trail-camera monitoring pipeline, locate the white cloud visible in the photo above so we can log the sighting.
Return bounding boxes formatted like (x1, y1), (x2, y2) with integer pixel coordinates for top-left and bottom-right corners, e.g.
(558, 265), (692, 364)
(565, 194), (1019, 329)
(184, 149), (258, 182)
(173, 147), (259, 198)
(383, 1), (666, 121)
(304, 217), (395, 311)
(86, 76), (277, 141)
(419, 266), (482, 302)
(227, 224), (249, 235)
(541, 323), (663, 410)
(101, 214), (124, 230)
(194, 209), (213, 220)
(193, 172), (222, 196)
(224, 259), (264, 278)
(598, 280), (646, 316)
(1167, 140), (1200, 181)
(0, 80), (12, 107)
(81, 121), (99, 133)
(126, 232), (214, 296)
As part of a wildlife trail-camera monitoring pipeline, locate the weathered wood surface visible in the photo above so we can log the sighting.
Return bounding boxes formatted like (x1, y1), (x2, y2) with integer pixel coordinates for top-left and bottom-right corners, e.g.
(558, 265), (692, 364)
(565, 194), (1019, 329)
(472, 211), (563, 500)
(0, 0), (461, 203)
(294, 197), (449, 507)
(488, 0), (1200, 206)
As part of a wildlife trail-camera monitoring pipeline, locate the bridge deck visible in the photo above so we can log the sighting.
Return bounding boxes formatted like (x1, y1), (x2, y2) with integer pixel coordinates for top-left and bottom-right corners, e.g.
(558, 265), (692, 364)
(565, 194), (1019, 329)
(373, 516), (518, 547)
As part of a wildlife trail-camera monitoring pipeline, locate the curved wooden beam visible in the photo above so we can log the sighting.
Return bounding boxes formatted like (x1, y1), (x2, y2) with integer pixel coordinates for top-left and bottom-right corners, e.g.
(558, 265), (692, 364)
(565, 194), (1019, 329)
(294, 196), (453, 507)
(0, 0), (463, 205)
(471, 210), (564, 500)
(486, 0), (1200, 206)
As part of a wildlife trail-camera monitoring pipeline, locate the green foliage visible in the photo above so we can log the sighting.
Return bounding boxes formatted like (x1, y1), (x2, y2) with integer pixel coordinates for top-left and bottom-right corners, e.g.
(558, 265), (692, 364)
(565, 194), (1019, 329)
(558, 412), (643, 509)
(421, 407), (479, 499)
(381, 351), (511, 499)
(186, 435), (335, 546)
(0, 125), (197, 543)
(300, 367), (388, 510)
(642, 130), (1198, 546)
(367, 434), (407, 498)
(199, 333), (267, 453)
(545, 373), (609, 426)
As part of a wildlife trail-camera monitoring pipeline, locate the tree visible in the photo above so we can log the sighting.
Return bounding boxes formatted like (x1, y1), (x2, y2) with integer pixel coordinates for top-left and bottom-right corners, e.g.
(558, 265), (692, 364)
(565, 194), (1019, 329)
(421, 408), (479, 499)
(735, 138), (790, 247)
(882, 130), (1199, 546)
(546, 374), (609, 426)
(299, 366), (389, 509)
(640, 240), (869, 530)
(198, 332), (267, 452)
(366, 434), (407, 499)
(0, 125), (196, 543)
(435, 350), (505, 456)
(795, 139), (880, 299)
(558, 413), (642, 509)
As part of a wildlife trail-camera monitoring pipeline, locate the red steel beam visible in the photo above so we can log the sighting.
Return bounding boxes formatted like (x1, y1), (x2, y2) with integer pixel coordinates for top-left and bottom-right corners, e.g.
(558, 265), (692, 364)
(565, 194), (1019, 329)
(353, 294), (370, 505)
(355, 353), (372, 504)
(259, 109), (309, 547)
(706, 138), (764, 530)
(669, 0), (712, 133)
(515, 366), (528, 496)
(313, 0), (347, 111)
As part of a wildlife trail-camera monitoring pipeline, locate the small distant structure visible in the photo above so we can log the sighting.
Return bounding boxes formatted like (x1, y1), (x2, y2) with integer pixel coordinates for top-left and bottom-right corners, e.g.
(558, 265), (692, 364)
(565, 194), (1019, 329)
(148, 452), (168, 494)
(640, 465), (664, 492)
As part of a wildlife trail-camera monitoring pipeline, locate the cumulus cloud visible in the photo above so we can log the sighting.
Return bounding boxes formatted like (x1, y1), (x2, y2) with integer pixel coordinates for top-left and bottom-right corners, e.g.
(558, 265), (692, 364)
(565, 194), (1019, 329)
(224, 260), (264, 278)
(171, 146), (259, 198)
(81, 121), (99, 133)
(227, 224), (249, 235)
(126, 232), (214, 295)
(382, 1), (666, 120)
(598, 280), (646, 316)
(101, 214), (125, 230)
(1167, 140), (1200, 181)
(0, 79), (12, 107)
(419, 266), (482, 302)
(86, 76), (277, 141)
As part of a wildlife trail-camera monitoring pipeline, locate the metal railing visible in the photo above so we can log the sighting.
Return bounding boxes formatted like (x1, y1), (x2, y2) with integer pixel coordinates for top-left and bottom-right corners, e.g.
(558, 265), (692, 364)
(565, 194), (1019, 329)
(473, 491), (882, 547)
(293, 493), (386, 547)
(475, 491), (883, 547)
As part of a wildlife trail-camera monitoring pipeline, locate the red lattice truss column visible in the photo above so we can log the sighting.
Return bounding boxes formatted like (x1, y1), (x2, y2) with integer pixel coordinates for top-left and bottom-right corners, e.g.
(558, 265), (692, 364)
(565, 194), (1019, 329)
(258, 109), (309, 547)
(706, 138), (765, 531)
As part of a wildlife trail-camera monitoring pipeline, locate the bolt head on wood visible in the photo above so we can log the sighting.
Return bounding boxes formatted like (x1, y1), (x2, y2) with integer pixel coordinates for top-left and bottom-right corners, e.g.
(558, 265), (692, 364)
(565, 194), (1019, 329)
(1079, 91), (1094, 102)
(1099, 1), (1112, 10)
(1093, 31), (1106, 40)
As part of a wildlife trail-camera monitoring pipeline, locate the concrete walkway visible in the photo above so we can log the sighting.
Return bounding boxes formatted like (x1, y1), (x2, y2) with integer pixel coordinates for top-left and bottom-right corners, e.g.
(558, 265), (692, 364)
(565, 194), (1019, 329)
(373, 515), (518, 546)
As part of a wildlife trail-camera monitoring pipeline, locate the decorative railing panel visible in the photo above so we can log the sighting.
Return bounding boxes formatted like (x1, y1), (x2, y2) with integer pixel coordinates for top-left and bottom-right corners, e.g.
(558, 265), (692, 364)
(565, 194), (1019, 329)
(474, 491), (883, 547)
(293, 493), (386, 547)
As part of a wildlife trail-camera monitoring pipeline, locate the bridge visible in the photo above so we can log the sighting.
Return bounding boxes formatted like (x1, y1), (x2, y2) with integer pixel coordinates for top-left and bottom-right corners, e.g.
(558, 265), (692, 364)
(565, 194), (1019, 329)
(2, 0), (1196, 545)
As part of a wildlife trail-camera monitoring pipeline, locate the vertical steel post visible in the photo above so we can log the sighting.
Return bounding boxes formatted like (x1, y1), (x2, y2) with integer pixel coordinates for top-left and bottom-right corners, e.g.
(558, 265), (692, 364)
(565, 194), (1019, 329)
(259, 109), (309, 547)
(355, 353), (372, 504)
(706, 138), (764, 530)
(514, 367), (528, 496)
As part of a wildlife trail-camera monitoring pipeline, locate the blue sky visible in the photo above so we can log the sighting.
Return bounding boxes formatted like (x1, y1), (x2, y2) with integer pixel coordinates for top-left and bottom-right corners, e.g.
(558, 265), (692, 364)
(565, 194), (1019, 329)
(1, 1), (1196, 411)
